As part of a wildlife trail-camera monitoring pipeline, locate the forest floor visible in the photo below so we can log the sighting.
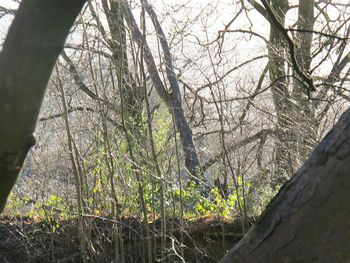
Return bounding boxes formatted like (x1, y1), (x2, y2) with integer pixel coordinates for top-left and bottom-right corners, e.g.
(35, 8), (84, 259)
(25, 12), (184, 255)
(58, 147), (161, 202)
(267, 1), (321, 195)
(0, 215), (247, 263)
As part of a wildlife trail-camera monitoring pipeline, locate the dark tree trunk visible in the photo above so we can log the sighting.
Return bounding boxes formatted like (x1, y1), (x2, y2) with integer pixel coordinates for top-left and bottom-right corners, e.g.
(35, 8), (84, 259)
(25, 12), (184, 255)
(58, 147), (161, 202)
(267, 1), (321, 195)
(0, 0), (85, 213)
(220, 107), (350, 262)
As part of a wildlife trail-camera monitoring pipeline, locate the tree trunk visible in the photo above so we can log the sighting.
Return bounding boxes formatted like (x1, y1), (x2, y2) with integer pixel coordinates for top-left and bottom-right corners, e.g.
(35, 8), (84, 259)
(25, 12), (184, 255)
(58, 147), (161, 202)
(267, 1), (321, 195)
(121, 0), (203, 181)
(293, 0), (317, 162)
(268, 0), (317, 186)
(219, 107), (350, 262)
(267, 0), (293, 185)
(0, 0), (85, 213)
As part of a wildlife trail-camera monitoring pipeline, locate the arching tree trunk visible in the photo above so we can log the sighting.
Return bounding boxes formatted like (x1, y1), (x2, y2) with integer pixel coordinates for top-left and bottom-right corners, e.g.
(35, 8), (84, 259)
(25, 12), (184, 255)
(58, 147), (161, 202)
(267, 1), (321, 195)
(0, 0), (85, 213)
(220, 107), (350, 262)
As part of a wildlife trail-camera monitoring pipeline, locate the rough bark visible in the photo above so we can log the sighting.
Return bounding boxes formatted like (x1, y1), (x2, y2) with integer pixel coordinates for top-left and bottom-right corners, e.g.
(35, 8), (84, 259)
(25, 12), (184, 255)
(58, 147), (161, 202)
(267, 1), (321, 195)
(267, 0), (293, 184)
(293, 0), (316, 162)
(219, 107), (350, 262)
(263, 0), (317, 186)
(0, 0), (85, 213)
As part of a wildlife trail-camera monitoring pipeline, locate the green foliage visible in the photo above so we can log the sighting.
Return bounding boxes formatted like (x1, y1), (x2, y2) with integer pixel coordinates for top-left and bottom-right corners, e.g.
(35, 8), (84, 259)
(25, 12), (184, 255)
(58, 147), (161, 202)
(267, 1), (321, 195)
(173, 179), (251, 219)
(173, 181), (201, 216)
(4, 192), (69, 222)
(153, 108), (172, 153)
(45, 194), (65, 209)
(4, 192), (26, 216)
(246, 184), (278, 217)
(3, 105), (272, 228)
(207, 187), (237, 217)
(194, 187), (236, 217)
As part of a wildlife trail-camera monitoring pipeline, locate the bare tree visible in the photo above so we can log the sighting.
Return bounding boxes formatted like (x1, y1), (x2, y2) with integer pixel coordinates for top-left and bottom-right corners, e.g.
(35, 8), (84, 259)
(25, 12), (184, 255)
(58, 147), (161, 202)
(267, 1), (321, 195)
(2, 0), (350, 262)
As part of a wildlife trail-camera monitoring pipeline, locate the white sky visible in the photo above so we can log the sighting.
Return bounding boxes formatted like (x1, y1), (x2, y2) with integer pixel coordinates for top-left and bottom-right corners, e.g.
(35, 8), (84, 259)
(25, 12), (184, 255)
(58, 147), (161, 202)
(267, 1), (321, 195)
(0, 0), (17, 42)
(1, 0), (349, 85)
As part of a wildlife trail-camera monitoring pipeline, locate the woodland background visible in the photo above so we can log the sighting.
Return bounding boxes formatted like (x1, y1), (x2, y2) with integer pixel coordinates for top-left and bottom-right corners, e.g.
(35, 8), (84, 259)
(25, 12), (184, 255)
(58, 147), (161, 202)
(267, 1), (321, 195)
(0, 0), (350, 262)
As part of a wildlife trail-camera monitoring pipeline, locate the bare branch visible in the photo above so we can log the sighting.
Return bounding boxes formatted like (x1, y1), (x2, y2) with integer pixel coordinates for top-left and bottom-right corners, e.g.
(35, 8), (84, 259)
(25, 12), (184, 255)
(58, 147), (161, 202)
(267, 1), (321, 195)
(202, 129), (275, 172)
(260, 0), (316, 93)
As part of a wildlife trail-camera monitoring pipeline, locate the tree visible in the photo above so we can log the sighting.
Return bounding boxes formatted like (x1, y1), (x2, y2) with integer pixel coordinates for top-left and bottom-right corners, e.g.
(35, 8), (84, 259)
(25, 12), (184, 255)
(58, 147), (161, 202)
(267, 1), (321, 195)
(193, 0), (350, 199)
(219, 0), (350, 261)
(219, 107), (350, 262)
(252, 0), (350, 186)
(120, 0), (203, 180)
(1, 0), (350, 262)
(0, 0), (86, 213)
